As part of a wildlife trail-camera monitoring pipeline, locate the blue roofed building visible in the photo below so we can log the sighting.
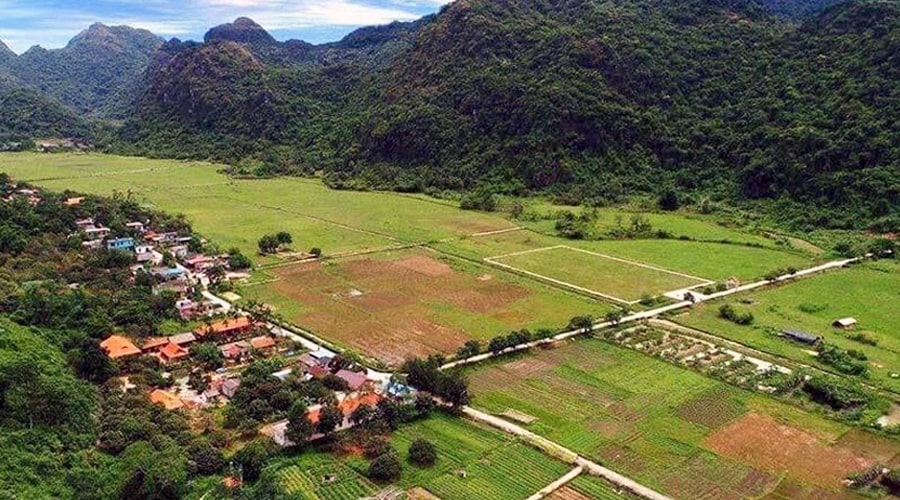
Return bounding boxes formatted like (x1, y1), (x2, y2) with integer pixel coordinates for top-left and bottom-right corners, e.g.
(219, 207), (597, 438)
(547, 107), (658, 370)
(107, 237), (135, 251)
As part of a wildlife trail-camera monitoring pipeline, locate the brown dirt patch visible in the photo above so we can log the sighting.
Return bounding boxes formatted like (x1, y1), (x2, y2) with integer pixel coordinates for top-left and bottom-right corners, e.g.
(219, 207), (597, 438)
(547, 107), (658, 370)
(705, 412), (876, 487)
(596, 444), (648, 476)
(348, 291), (416, 311)
(439, 282), (530, 313)
(677, 387), (746, 430)
(587, 419), (628, 438)
(407, 487), (442, 500)
(393, 255), (452, 276)
(835, 429), (900, 463)
(548, 486), (593, 500)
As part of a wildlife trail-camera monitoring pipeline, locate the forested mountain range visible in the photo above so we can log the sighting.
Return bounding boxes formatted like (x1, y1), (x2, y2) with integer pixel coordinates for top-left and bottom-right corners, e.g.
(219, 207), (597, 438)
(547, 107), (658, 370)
(1, 0), (898, 231)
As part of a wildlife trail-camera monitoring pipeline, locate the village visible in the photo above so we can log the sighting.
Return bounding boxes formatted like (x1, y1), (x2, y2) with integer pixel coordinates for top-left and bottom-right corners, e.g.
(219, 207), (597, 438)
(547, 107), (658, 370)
(59, 195), (418, 451)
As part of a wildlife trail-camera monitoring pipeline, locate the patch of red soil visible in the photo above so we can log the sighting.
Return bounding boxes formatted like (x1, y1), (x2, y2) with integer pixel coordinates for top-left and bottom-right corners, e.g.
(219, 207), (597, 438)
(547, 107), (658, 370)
(704, 413), (876, 487)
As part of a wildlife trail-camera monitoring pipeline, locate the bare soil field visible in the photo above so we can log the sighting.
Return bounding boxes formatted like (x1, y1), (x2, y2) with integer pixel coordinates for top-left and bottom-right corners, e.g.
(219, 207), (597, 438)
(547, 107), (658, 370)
(705, 413), (878, 488)
(265, 251), (560, 365)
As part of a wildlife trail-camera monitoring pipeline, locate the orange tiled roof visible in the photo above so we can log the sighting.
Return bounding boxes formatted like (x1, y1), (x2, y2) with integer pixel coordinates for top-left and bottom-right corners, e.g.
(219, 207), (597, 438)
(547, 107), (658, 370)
(339, 392), (382, 417)
(250, 336), (276, 350)
(141, 337), (169, 351)
(149, 389), (184, 410)
(159, 342), (189, 362)
(194, 316), (252, 336)
(100, 335), (142, 359)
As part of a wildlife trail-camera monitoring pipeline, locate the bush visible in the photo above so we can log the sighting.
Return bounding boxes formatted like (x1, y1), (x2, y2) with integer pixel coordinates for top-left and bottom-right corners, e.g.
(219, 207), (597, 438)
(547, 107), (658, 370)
(408, 439), (437, 467)
(817, 344), (869, 377)
(719, 304), (754, 325)
(309, 247), (322, 258)
(368, 453), (402, 481)
(802, 376), (870, 410)
(363, 436), (392, 459)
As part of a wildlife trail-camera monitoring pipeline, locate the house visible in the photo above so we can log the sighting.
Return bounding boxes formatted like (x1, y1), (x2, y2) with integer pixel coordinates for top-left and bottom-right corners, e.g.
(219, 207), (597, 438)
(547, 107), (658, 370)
(219, 341), (250, 361)
(107, 237), (135, 251)
(149, 389), (184, 410)
(220, 378), (241, 399)
(135, 245), (159, 264)
(195, 316), (253, 338)
(100, 335), (142, 359)
(168, 245), (189, 259)
(300, 348), (334, 368)
(149, 265), (188, 281)
(383, 379), (415, 400)
(125, 221), (146, 233)
(250, 336), (277, 351)
(141, 337), (170, 352)
(272, 368), (293, 381)
(63, 197), (85, 206)
(84, 226), (111, 238)
(75, 218), (95, 229)
(158, 342), (190, 364)
(335, 369), (370, 392)
(185, 255), (214, 271)
(833, 317), (858, 330)
(82, 239), (104, 250)
(339, 392), (382, 419)
(169, 332), (197, 346)
(781, 329), (822, 345)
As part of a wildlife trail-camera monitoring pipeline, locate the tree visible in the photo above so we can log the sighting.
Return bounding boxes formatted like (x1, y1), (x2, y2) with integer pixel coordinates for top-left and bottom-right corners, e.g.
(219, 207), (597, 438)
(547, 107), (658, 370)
(408, 439), (437, 467)
(257, 234), (279, 254)
(567, 315), (593, 333)
(193, 343), (224, 370)
(658, 189), (680, 211)
(488, 336), (509, 355)
(604, 309), (625, 325)
(456, 340), (481, 359)
(309, 247), (322, 258)
(228, 251), (252, 270)
(275, 232), (292, 245)
(286, 401), (314, 446)
(117, 441), (188, 499)
(233, 439), (276, 482)
(187, 442), (225, 476)
(316, 404), (343, 436)
(368, 453), (402, 482)
(72, 338), (118, 383)
(437, 370), (470, 408)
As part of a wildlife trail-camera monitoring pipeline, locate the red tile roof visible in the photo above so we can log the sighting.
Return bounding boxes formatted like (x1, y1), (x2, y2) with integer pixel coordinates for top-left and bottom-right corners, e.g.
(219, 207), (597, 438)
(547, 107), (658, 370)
(250, 336), (276, 350)
(100, 335), (142, 359)
(159, 342), (189, 362)
(194, 316), (252, 336)
(149, 389), (183, 410)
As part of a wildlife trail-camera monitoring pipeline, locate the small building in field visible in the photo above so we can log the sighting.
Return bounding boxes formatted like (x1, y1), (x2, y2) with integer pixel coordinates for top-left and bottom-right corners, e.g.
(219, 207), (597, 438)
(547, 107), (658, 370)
(219, 341), (250, 362)
(832, 318), (858, 330)
(125, 221), (146, 233)
(100, 335), (142, 359)
(64, 197), (85, 206)
(781, 329), (822, 345)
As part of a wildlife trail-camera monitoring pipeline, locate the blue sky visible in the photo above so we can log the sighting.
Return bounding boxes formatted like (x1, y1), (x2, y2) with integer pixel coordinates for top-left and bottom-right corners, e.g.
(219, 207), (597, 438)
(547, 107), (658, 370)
(0, 0), (448, 54)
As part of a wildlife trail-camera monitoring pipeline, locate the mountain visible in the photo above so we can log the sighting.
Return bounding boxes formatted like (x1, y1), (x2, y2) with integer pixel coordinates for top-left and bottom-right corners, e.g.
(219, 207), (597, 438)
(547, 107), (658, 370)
(0, 40), (13, 62)
(2, 23), (162, 117)
(205, 17), (277, 48)
(0, 87), (93, 141)
(761, 0), (850, 19)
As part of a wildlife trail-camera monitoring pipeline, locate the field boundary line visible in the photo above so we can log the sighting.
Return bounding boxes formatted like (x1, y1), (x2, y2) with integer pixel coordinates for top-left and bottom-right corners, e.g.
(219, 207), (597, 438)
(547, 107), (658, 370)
(560, 246), (714, 284)
(484, 245), (568, 260)
(526, 466), (584, 500)
(482, 256), (635, 305)
(470, 227), (524, 237)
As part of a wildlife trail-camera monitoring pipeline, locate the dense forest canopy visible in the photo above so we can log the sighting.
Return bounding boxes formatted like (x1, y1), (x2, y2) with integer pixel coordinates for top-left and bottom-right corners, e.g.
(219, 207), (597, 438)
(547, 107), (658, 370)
(1, 0), (899, 231)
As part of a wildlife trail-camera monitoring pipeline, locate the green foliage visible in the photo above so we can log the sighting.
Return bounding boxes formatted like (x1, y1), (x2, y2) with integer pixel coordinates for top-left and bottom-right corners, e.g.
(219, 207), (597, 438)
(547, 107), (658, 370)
(368, 452), (402, 482)
(718, 304), (754, 325)
(816, 343), (869, 377)
(408, 438), (437, 467)
(801, 375), (871, 411)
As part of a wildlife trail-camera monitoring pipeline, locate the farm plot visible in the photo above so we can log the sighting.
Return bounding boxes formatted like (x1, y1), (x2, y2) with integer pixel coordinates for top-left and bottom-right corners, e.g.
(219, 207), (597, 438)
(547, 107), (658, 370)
(271, 413), (570, 500)
(438, 230), (814, 284)
(674, 260), (900, 394)
(241, 250), (609, 365)
(485, 245), (711, 304)
(467, 338), (900, 499)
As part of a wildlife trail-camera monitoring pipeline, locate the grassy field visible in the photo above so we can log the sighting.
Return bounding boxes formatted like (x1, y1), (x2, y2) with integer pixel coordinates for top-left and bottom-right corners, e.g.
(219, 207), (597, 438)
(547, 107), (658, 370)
(488, 245), (710, 303)
(438, 229), (816, 284)
(467, 337), (900, 499)
(269, 413), (571, 500)
(241, 249), (610, 365)
(0, 153), (514, 261)
(674, 260), (900, 394)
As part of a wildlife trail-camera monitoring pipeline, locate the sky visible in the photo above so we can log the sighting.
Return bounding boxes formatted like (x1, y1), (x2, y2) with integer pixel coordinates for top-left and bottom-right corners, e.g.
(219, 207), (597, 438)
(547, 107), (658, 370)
(0, 0), (449, 54)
